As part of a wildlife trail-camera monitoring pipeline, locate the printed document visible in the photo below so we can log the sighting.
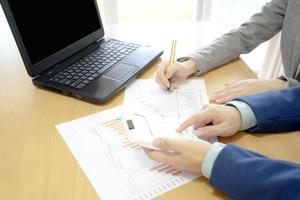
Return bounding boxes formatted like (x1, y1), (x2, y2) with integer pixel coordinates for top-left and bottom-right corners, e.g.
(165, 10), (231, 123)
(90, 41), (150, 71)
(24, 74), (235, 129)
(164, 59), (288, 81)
(123, 79), (209, 119)
(56, 107), (216, 200)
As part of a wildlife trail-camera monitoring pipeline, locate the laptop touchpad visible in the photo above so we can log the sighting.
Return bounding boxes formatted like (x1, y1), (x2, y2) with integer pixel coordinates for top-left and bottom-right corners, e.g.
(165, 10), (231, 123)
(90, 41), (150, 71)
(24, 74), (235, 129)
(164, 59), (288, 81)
(104, 63), (137, 81)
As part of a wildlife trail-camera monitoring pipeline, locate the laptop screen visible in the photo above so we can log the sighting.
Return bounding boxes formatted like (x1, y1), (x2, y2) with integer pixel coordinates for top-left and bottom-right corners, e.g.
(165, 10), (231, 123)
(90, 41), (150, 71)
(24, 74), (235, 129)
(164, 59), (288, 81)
(7, 0), (101, 65)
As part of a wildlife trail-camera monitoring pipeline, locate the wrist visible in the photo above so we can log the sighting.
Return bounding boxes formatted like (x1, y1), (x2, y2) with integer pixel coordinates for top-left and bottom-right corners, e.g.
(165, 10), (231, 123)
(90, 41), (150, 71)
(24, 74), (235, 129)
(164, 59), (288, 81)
(227, 106), (242, 131)
(181, 59), (198, 75)
(274, 79), (287, 89)
(226, 101), (257, 131)
(266, 79), (286, 90)
(200, 142), (212, 163)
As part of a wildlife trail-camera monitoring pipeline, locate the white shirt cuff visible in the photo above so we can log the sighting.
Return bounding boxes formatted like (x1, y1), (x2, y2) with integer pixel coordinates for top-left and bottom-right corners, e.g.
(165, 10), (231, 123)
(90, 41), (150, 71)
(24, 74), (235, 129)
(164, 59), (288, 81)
(201, 142), (226, 179)
(226, 100), (257, 130)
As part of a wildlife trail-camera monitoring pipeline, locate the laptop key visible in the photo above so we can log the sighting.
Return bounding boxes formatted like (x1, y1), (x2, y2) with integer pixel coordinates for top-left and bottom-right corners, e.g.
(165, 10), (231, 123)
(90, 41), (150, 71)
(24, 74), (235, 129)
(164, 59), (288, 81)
(64, 79), (73, 86)
(92, 73), (99, 78)
(70, 79), (82, 87)
(59, 79), (69, 84)
(76, 83), (86, 89)
(48, 40), (141, 89)
(97, 60), (118, 74)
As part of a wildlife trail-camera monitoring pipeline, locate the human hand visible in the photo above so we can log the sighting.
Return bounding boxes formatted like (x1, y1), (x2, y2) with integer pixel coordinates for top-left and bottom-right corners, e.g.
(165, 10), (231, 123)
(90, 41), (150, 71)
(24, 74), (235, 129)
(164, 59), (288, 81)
(210, 79), (286, 104)
(144, 137), (211, 174)
(177, 104), (242, 137)
(155, 59), (198, 90)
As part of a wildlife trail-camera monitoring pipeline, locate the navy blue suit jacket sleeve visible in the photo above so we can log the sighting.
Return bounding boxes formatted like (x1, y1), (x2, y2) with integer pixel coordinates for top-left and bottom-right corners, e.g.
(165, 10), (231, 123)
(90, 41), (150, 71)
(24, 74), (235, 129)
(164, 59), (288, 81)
(210, 144), (300, 200)
(234, 86), (300, 132)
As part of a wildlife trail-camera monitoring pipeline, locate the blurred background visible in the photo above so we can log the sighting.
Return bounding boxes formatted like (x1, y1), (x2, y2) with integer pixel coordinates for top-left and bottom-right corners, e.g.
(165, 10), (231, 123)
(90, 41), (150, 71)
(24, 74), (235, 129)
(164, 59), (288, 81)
(1, 0), (274, 75)
(97, 0), (268, 26)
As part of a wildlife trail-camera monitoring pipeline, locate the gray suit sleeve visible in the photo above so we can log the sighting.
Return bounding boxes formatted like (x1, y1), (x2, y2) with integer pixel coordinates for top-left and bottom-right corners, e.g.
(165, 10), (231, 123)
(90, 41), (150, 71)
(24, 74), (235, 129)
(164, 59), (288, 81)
(182, 0), (288, 74)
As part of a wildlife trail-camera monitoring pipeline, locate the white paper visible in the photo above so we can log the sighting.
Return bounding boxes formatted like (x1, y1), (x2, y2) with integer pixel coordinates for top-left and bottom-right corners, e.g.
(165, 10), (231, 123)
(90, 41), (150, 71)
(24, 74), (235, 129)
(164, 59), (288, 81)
(126, 114), (218, 150)
(123, 79), (209, 119)
(56, 107), (203, 200)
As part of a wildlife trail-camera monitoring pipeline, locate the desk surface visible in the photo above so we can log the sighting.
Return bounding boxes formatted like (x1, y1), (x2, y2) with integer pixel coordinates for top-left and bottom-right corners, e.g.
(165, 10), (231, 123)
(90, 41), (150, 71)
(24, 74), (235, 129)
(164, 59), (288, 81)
(1, 22), (300, 200)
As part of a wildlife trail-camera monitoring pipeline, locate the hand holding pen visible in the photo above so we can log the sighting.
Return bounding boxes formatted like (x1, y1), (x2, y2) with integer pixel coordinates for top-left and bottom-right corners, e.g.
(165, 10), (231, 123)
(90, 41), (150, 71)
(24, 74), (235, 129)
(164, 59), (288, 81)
(155, 40), (198, 90)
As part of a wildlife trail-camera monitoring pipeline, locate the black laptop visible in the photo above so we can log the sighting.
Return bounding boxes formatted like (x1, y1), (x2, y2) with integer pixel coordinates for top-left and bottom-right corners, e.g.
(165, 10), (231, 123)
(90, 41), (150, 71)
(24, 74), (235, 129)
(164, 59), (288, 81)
(1, 0), (163, 104)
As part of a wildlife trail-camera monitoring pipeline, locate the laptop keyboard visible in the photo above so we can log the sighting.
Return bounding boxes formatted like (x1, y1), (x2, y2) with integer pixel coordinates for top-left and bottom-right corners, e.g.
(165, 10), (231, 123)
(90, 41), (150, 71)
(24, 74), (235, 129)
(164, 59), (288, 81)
(48, 39), (140, 89)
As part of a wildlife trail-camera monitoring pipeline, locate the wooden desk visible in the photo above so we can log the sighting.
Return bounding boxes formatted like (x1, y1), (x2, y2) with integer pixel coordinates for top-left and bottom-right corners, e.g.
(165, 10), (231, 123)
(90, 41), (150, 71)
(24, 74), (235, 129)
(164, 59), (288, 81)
(1, 22), (300, 200)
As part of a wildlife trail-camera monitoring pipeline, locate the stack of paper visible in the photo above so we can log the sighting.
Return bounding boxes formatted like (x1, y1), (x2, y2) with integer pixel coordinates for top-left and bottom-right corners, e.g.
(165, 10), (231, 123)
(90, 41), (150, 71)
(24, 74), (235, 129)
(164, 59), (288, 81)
(56, 79), (216, 200)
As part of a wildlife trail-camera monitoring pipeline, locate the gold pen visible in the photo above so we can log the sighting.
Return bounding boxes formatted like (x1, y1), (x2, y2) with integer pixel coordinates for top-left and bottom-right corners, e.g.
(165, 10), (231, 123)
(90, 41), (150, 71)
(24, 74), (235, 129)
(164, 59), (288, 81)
(167, 40), (177, 90)
(169, 40), (177, 66)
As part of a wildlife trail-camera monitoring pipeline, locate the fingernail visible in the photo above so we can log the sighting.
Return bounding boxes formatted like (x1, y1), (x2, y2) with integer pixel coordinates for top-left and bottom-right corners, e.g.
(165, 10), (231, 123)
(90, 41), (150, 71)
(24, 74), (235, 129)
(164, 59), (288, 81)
(153, 138), (164, 147)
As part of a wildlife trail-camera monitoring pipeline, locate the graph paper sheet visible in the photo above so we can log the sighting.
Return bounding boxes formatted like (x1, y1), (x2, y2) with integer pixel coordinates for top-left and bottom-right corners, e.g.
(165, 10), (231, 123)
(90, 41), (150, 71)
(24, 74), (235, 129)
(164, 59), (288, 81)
(123, 79), (209, 119)
(56, 107), (202, 200)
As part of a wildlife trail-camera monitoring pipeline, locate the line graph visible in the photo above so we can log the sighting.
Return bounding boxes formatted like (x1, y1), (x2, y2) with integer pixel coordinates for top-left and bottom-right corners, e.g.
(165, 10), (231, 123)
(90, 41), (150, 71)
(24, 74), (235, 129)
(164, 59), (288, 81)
(56, 107), (200, 200)
(137, 94), (168, 118)
(89, 120), (193, 199)
(124, 80), (209, 119)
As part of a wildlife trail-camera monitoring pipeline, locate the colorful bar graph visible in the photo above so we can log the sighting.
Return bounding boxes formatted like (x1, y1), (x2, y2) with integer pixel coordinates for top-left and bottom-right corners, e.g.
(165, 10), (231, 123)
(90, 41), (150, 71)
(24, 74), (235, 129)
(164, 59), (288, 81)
(102, 118), (181, 176)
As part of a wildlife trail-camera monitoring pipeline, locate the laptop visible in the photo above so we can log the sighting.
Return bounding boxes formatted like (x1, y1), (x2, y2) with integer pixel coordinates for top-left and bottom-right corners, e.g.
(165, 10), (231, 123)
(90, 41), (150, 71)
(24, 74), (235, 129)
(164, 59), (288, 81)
(1, 0), (163, 104)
